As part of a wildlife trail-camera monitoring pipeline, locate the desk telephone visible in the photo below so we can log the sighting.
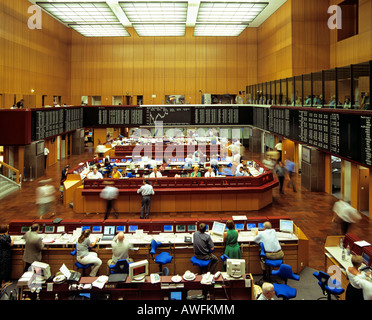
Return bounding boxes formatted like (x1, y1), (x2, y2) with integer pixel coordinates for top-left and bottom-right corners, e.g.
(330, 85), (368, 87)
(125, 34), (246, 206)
(202, 272), (213, 284)
(150, 273), (160, 284)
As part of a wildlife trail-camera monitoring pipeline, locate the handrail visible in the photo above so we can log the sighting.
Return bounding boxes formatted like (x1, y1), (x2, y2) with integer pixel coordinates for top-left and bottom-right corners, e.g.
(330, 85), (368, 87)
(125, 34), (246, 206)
(0, 161), (21, 185)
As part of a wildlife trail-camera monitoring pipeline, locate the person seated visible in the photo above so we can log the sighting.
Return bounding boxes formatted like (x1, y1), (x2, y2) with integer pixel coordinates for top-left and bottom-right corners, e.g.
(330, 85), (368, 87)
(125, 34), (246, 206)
(150, 167), (162, 178)
(346, 255), (367, 300)
(184, 154), (194, 169)
(193, 223), (218, 273)
(235, 166), (245, 176)
(204, 167), (215, 177)
(257, 282), (275, 300)
(76, 229), (102, 277)
(191, 166), (201, 177)
(111, 166), (122, 179)
(87, 166), (103, 179)
(107, 232), (133, 274)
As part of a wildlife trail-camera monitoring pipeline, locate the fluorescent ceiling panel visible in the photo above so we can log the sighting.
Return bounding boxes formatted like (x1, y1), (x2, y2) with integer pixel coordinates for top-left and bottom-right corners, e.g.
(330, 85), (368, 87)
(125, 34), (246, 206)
(69, 24), (130, 36)
(193, 23), (247, 36)
(197, 2), (268, 23)
(120, 2), (188, 23)
(133, 24), (186, 36)
(36, 2), (119, 24)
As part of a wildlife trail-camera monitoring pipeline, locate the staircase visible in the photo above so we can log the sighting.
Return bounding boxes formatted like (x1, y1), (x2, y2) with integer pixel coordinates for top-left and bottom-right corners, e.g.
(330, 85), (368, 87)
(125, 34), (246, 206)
(0, 175), (21, 200)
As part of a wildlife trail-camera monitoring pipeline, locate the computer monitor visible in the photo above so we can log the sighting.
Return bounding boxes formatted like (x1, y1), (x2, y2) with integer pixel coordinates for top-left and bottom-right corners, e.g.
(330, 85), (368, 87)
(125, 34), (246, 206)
(279, 220), (294, 233)
(103, 226), (115, 235)
(247, 223), (256, 230)
(21, 226), (30, 233)
(45, 226), (55, 233)
(211, 221), (226, 236)
(92, 226), (102, 233)
(121, 159), (126, 162)
(31, 261), (51, 280)
(258, 223), (265, 229)
(129, 225), (138, 232)
(164, 225), (173, 232)
(82, 226), (90, 231)
(226, 259), (245, 278)
(188, 225), (196, 232)
(116, 225), (125, 233)
(176, 225), (186, 232)
(128, 260), (149, 281)
(362, 252), (370, 266)
(235, 223), (244, 231)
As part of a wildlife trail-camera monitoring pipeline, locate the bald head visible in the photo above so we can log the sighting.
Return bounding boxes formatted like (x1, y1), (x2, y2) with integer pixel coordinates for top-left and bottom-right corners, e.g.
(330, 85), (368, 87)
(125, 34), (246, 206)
(117, 231), (125, 241)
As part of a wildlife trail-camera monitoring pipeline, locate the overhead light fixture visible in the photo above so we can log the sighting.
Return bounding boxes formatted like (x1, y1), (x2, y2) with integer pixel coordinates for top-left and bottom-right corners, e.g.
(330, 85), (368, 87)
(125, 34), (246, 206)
(119, 2), (188, 23)
(36, 2), (119, 24)
(69, 24), (130, 36)
(193, 23), (248, 36)
(133, 23), (185, 36)
(197, 2), (268, 23)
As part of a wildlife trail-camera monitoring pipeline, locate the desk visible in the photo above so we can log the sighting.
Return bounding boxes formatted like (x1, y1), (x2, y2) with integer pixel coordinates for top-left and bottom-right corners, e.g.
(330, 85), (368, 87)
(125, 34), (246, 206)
(9, 224), (308, 280)
(63, 174), (82, 207)
(17, 273), (253, 300)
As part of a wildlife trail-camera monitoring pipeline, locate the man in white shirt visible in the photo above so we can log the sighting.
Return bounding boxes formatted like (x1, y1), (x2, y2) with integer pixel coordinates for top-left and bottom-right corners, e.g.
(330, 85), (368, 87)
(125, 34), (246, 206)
(257, 282), (275, 300)
(100, 181), (119, 220)
(149, 167), (162, 178)
(107, 232), (133, 273)
(254, 221), (284, 274)
(204, 167), (215, 177)
(137, 180), (155, 219)
(87, 167), (103, 179)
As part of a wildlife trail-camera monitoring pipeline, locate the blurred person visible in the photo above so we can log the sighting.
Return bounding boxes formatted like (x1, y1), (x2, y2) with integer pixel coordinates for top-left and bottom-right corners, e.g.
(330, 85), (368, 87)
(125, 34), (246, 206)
(275, 161), (286, 194)
(332, 200), (361, 234)
(36, 179), (56, 219)
(285, 159), (296, 192)
(100, 181), (119, 220)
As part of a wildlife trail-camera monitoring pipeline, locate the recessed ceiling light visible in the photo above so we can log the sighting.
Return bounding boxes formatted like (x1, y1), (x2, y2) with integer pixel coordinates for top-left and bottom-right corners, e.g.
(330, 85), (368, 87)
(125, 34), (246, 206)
(193, 23), (247, 36)
(69, 24), (130, 36)
(133, 23), (185, 36)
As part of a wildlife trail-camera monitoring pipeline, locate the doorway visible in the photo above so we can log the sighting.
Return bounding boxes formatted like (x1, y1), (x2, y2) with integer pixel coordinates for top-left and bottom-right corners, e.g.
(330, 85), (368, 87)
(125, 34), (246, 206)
(331, 156), (341, 199)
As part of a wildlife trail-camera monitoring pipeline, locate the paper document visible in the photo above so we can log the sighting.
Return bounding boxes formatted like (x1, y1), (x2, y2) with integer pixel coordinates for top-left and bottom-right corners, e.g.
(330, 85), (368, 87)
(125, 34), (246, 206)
(355, 240), (371, 247)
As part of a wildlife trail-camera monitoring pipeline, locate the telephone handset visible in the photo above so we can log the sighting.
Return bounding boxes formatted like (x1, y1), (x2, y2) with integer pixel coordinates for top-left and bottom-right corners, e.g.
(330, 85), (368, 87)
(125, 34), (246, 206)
(202, 272), (213, 283)
(150, 273), (160, 284)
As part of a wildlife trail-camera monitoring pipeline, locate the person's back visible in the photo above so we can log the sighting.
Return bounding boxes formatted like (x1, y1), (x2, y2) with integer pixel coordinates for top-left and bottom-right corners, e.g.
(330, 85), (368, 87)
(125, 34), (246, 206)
(225, 229), (241, 259)
(23, 225), (44, 270)
(193, 230), (213, 256)
(111, 233), (133, 263)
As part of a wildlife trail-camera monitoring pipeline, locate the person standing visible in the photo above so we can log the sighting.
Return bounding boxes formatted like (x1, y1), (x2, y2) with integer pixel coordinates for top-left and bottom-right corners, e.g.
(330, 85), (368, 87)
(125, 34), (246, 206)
(332, 200), (362, 234)
(223, 220), (241, 259)
(100, 181), (119, 220)
(0, 224), (14, 286)
(60, 165), (69, 200)
(274, 161), (286, 194)
(76, 229), (102, 277)
(22, 224), (44, 272)
(274, 140), (282, 161)
(137, 179), (154, 219)
(285, 159), (296, 192)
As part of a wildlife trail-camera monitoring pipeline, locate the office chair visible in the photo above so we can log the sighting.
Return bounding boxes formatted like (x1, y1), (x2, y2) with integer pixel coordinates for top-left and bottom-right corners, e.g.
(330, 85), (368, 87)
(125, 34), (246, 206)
(220, 254), (230, 271)
(70, 245), (93, 276)
(108, 259), (131, 274)
(190, 256), (211, 274)
(256, 242), (283, 285)
(271, 264), (300, 300)
(150, 239), (173, 275)
(313, 270), (345, 300)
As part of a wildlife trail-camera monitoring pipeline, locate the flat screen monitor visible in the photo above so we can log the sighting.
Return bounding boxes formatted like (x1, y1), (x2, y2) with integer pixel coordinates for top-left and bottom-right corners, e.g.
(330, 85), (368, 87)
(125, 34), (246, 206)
(247, 223), (256, 230)
(116, 225), (125, 232)
(121, 159), (126, 162)
(226, 259), (245, 278)
(235, 223), (244, 231)
(129, 260), (149, 281)
(164, 225), (173, 232)
(363, 252), (371, 266)
(129, 225), (138, 232)
(45, 226), (55, 233)
(82, 226), (90, 231)
(98, 160), (102, 163)
(258, 223), (265, 229)
(177, 158), (183, 162)
(279, 220), (294, 233)
(21, 226), (30, 233)
(211, 221), (226, 236)
(171, 158), (176, 162)
(188, 225), (196, 232)
(170, 291), (182, 300)
(176, 225), (186, 232)
(92, 226), (102, 233)
(103, 226), (115, 235)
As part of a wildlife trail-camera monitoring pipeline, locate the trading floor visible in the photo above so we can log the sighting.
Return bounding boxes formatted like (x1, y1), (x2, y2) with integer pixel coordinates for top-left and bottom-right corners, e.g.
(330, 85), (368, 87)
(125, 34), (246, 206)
(1, 142), (371, 275)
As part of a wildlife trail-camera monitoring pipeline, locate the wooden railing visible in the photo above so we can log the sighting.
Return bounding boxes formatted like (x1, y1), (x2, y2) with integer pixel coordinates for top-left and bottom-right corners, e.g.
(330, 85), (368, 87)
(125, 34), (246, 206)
(0, 161), (21, 185)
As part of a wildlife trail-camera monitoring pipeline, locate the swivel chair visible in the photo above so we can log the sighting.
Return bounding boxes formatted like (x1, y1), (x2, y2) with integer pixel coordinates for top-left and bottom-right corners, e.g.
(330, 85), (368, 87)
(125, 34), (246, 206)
(220, 254), (230, 271)
(271, 264), (300, 300)
(150, 239), (173, 275)
(108, 259), (131, 274)
(256, 242), (283, 285)
(70, 245), (93, 276)
(313, 270), (345, 300)
(190, 256), (211, 274)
